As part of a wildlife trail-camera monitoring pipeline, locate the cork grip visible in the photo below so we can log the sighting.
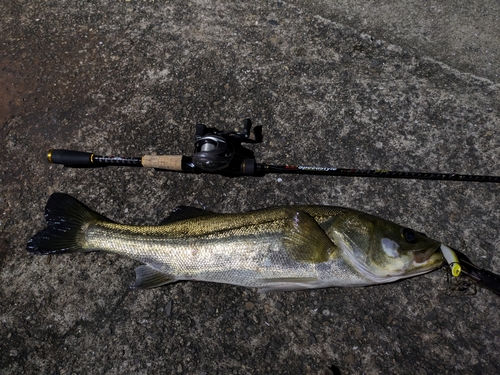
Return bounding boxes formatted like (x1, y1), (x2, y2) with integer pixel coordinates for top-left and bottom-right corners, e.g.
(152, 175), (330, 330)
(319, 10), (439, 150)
(141, 155), (183, 171)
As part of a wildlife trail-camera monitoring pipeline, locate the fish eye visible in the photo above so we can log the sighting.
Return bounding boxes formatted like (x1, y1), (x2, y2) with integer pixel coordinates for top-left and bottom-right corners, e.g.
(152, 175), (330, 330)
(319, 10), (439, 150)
(401, 228), (418, 243)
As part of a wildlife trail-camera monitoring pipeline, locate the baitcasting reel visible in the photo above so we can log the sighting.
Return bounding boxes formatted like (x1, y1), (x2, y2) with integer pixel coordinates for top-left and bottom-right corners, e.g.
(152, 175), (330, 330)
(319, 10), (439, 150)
(192, 119), (262, 173)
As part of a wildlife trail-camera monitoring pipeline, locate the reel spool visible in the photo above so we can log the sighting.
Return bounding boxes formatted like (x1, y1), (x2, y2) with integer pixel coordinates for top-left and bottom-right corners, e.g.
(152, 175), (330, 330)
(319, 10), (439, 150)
(192, 133), (234, 172)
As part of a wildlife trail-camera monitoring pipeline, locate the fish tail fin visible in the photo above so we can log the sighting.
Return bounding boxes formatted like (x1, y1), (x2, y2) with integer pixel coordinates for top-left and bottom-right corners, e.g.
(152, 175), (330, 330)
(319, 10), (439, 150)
(27, 193), (112, 255)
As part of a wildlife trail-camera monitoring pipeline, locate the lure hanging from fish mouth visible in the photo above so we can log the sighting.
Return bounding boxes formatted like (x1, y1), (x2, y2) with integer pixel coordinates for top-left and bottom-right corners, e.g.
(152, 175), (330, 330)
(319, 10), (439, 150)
(438, 244), (500, 297)
(403, 238), (500, 297)
(449, 249), (500, 297)
(440, 244), (462, 277)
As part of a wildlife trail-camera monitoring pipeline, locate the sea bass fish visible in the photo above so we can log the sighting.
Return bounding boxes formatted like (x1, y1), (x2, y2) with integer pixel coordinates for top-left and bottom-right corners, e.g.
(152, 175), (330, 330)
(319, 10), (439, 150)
(27, 193), (445, 292)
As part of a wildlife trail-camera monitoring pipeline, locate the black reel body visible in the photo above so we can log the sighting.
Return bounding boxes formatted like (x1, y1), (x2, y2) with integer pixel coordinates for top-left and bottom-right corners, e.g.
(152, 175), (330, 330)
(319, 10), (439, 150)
(192, 119), (262, 176)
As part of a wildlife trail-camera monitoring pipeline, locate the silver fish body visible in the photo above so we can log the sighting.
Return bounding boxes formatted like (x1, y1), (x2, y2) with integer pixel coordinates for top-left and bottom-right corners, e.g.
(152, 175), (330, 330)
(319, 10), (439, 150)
(27, 193), (444, 292)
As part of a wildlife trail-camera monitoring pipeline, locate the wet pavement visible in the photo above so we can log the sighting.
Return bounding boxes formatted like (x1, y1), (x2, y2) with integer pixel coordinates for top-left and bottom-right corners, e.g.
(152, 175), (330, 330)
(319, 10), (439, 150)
(1, 1), (499, 374)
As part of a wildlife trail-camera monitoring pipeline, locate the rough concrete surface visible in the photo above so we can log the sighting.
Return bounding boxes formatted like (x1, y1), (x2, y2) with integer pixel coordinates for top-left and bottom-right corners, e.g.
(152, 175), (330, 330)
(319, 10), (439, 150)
(1, 1), (499, 374)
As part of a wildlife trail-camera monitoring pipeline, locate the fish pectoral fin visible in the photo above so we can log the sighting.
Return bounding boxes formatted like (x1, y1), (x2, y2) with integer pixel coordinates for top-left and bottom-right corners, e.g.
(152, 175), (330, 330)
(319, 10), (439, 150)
(283, 210), (339, 263)
(257, 277), (319, 293)
(160, 206), (217, 225)
(133, 265), (176, 289)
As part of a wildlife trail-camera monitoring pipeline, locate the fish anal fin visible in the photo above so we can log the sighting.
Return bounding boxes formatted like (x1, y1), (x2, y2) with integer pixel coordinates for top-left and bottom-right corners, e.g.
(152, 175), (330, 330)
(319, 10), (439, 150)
(283, 210), (339, 263)
(133, 265), (176, 289)
(160, 206), (217, 225)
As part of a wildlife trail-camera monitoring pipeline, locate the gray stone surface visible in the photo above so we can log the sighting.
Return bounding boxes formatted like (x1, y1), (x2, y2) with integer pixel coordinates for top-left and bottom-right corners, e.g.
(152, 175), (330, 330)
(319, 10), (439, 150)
(1, 1), (499, 374)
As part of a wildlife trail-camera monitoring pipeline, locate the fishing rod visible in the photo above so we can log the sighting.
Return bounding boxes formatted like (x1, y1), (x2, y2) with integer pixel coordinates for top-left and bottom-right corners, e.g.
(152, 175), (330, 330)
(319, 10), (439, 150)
(48, 119), (500, 182)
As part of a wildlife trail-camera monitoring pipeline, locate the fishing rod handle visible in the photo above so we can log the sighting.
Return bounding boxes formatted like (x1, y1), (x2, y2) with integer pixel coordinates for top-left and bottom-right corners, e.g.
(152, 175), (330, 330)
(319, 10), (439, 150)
(48, 149), (93, 166)
(48, 149), (143, 167)
(48, 149), (186, 171)
(141, 155), (183, 171)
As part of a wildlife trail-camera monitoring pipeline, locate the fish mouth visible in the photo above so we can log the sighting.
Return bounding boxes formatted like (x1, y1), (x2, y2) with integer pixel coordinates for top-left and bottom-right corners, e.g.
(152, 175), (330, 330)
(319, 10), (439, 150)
(413, 244), (443, 264)
(399, 245), (444, 279)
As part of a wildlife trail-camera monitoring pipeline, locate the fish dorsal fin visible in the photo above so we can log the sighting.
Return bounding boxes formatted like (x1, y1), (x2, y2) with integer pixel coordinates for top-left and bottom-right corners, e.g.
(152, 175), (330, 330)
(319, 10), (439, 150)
(283, 210), (339, 263)
(133, 265), (176, 289)
(160, 205), (217, 225)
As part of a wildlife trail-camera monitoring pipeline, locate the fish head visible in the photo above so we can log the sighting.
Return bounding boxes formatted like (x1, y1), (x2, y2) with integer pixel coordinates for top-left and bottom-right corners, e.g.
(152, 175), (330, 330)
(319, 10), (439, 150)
(331, 211), (444, 282)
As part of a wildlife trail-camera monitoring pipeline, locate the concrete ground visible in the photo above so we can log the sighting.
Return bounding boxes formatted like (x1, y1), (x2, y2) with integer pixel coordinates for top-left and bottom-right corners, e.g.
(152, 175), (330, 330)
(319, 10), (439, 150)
(1, 1), (499, 374)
